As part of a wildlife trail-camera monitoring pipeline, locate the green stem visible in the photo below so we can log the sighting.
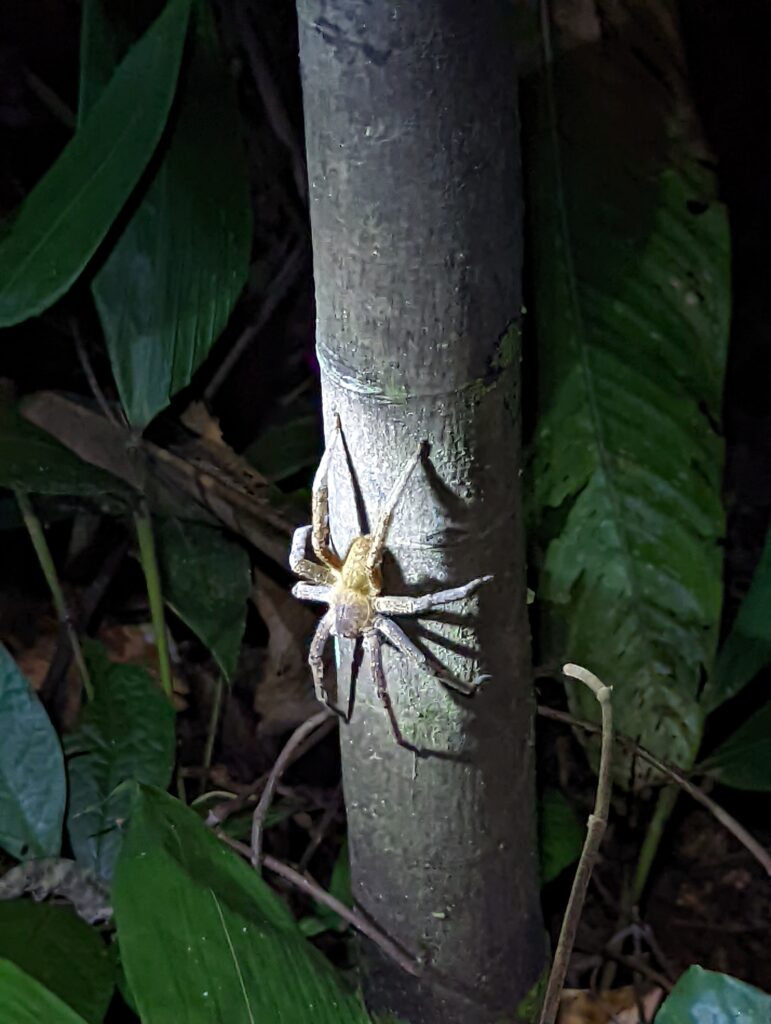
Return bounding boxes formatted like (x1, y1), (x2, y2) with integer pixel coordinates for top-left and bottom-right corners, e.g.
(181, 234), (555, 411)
(15, 490), (93, 701)
(630, 784), (680, 907)
(202, 675), (224, 780)
(133, 508), (173, 699)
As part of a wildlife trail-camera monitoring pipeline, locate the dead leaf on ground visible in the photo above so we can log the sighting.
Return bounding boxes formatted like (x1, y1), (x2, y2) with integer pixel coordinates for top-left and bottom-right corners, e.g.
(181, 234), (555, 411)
(558, 986), (664, 1023)
(251, 569), (323, 735)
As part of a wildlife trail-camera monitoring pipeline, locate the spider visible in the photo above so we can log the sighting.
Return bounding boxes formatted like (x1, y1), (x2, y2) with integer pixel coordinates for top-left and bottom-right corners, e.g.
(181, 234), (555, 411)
(289, 414), (493, 753)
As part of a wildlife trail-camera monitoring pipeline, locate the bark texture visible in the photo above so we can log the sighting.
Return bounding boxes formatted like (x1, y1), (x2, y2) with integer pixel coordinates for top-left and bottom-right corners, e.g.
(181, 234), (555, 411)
(296, 3), (546, 1021)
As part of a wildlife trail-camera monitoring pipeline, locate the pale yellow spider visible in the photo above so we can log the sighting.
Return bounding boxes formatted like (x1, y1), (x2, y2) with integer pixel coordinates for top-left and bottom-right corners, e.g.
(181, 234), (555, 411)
(289, 414), (492, 752)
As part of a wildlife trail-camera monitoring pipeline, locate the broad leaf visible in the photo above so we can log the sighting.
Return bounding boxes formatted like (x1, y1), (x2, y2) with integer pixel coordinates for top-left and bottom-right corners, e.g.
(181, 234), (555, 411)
(524, 3), (729, 783)
(539, 788), (584, 885)
(299, 838), (352, 937)
(0, 398), (131, 500)
(81, 0), (252, 427)
(0, 959), (91, 1024)
(114, 785), (371, 1024)
(699, 699), (771, 791)
(157, 519), (250, 680)
(0, 903), (114, 1024)
(0, 0), (191, 328)
(0, 645), (65, 859)
(66, 642), (175, 880)
(656, 966), (771, 1023)
(706, 522), (771, 712)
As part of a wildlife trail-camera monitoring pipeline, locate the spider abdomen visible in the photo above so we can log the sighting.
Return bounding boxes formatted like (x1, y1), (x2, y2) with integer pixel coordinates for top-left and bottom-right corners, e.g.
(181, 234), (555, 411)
(331, 588), (373, 638)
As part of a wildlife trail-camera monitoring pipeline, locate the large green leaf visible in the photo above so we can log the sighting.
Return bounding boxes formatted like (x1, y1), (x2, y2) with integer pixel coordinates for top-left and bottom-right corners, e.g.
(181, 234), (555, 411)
(0, 644), (65, 859)
(0, 959), (91, 1024)
(156, 519), (250, 680)
(113, 786), (371, 1024)
(524, 3), (729, 783)
(66, 642), (175, 881)
(80, 0), (252, 427)
(0, 903), (114, 1024)
(0, 398), (132, 500)
(0, 0), (191, 328)
(656, 966), (771, 1023)
(698, 698), (771, 791)
(705, 522), (771, 712)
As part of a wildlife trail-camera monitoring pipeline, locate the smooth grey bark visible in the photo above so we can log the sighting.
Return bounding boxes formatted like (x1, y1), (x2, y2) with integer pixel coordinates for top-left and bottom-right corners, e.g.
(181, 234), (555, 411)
(296, 3), (546, 1021)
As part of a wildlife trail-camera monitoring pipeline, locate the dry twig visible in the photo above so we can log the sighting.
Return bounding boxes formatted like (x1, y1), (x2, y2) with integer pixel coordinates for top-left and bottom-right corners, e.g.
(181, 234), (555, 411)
(539, 664), (614, 1024)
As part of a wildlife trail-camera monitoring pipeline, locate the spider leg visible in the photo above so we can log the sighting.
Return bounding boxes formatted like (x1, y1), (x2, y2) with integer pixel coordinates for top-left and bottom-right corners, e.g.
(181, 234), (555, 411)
(373, 574), (493, 616)
(292, 582), (333, 604)
(311, 414), (343, 570)
(373, 614), (483, 696)
(308, 610), (347, 720)
(365, 442), (424, 581)
(290, 525), (336, 585)
(363, 629), (419, 754)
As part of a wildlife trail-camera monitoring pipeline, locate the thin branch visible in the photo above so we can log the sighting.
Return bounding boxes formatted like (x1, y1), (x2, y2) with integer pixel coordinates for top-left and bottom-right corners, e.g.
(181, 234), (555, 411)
(250, 709), (333, 868)
(133, 508), (173, 699)
(233, 4), (307, 204)
(72, 320), (123, 428)
(217, 832), (422, 978)
(539, 664), (614, 1024)
(537, 705), (771, 877)
(204, 238), (307, 403)
(15, 491), (93, 701)
(202, 675), (224, 780)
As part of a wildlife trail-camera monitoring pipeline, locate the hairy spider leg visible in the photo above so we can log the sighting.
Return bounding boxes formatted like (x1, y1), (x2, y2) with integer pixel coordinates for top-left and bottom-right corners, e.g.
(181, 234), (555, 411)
(373, 614), (479, 696)
(365, 443), (424, 583)
(292, 582), (333, 603)
(363, 630), (419, 754)
(373, 574), (494, 616)
(289, 525), (336, 585)
(311, 414), (343, 570)
(308, 609), (347, 719)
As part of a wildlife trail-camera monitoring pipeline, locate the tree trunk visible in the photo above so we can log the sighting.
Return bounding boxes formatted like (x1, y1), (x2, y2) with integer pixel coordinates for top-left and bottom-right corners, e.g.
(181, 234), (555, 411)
(295, 3), (546, 1021)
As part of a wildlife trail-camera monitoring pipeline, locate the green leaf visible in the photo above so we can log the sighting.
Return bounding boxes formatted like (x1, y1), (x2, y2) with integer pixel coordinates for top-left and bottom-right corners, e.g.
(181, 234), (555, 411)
(539, 788), (584, 884)
(706, 522), (771, 712)
(81, 0), (252, 427)
(0, 0), (192, 328)
(113, 785), (371, 1024)
(524, 5), (729, 784)
(698, 699), (771, 791)
(0, 903), (114, 1024)
(0, 959), (91, 1024)
(66, 642), (176, 880)
(656, 966), (771, 1023)
(157, 519), (250, 680)
(0, 644), (65, 859)
(299, 838), (352, 937)
(0, 398), (131, 500)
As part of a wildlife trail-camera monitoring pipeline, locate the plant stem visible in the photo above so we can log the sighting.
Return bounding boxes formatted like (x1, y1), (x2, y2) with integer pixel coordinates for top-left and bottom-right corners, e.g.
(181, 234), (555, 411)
(133, 508), (173, 698)
(630, 784), (679, 908)
(539, 664), (614, 1024)
(15, 490), (93, 700)
(251, 709), (332, 868)
(538, 705), (771, 876)
(202, 674), (224, 781)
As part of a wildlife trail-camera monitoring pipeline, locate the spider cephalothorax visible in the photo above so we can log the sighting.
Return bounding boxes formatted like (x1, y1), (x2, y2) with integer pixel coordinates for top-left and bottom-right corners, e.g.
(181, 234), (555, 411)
(289, 414), (492, 753)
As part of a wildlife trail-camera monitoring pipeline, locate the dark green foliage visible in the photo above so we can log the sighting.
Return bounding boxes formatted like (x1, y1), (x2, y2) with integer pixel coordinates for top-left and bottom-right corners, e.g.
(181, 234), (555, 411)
(0, 0), (192, 327)
(66, 642), (176, 880)
(525, 3), (730, 783)
(156, 519), (251, 680)
(0, 644), (65, 859)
